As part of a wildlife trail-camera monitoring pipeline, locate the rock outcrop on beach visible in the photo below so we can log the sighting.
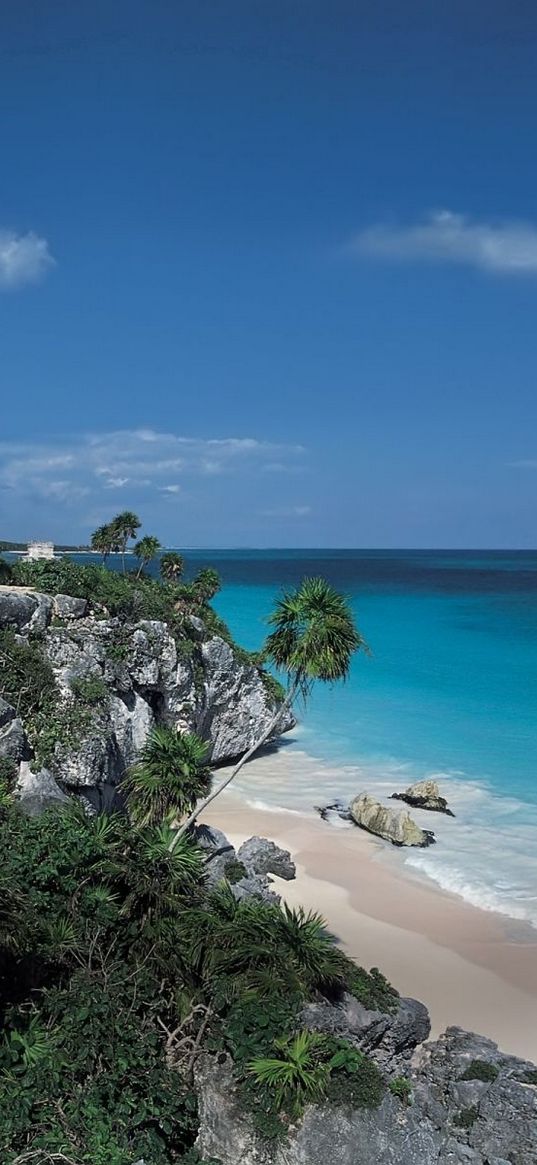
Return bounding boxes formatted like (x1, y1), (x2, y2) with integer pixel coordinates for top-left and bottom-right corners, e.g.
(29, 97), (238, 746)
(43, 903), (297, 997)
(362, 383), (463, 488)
(0, 588), (294, 809)
(350, 791), (436, 847)
(195, 824), (295, 904)
(391, 778), (454, 816)
(195, 1015), (537, 1165)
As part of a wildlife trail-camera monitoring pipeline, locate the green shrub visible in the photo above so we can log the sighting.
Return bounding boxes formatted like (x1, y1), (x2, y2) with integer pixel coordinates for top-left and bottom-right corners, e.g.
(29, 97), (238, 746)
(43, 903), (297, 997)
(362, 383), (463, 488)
(522, 1069), (537, 1085)
(0, 755), (17, 787)
(347, 964), (399, 1013)
(323, 1037), (385, 1110)
(223, 858), (248, 884)
(70, 673), (109, 705)
(459, 1059), (499, 1083)
(453, 1105), (479, 1129)
(389, 1075), (413, 1104)
(259, 669), (286, 705)
(0, 629), (58, 726)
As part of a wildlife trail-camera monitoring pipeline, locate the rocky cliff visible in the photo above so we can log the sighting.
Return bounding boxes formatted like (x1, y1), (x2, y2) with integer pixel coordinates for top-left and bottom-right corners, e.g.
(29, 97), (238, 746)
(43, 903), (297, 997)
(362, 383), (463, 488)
(0, 588), (293, 809)
(196, 1015), (537, 1165)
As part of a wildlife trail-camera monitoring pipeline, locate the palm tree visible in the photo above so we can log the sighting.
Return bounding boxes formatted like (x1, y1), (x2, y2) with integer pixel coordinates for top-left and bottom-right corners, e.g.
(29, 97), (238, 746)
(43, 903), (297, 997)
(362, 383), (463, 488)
(170, 577), (367, 847)
(192, 567), (221, 603)
(110, 511), (141, 572)
(122, 727), (211, 828)
(160, 551), (184, 584)
(90, 523), (118, 564)
(133, 534), (162, 578)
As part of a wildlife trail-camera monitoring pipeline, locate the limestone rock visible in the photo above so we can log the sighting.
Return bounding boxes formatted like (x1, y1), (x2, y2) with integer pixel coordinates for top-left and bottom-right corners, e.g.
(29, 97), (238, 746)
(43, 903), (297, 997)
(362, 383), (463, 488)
(2, 594), (294, 808)
(194, 822), (237, 887)
(315, 799), (352, 825)
(302, 992), (430, 1074)
(53, 594), (88, 620)
(194, 1025), (537, 1165)
(237, 835), (296, 880)
(392, 778), (454, 816)
(0, 697), (27, 761)
(230, 872), (281, 905)
(350, 792), (435, 847)
(0, 590), (52, 635)
(16, 761), (69, 816)
(195, 636), (294, 762)
(194, 1053), (442, 1165)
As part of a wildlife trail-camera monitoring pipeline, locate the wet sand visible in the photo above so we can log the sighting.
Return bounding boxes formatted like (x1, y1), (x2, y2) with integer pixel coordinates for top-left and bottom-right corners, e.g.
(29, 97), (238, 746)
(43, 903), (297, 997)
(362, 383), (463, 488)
(202, 783), (537, 1062)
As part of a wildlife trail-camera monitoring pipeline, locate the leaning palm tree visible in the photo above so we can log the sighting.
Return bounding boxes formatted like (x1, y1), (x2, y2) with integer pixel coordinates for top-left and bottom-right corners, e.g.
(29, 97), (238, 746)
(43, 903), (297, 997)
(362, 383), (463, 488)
(110, 510), (141, 572)
(122, 727), (211, 828)
(160, 551), (184, 584)
(170, 577), (367, 847)
(133, 534), (162, 578)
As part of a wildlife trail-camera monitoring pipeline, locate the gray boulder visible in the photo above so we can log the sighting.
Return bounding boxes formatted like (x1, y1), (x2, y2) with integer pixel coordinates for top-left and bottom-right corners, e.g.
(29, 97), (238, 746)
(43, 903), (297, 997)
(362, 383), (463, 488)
(414, 1027), (537, 1165)
(230, 873), (281, 906)
(15, 761), (69, 816)
(350, 792), (435, 847)
(392, 778), (454, 817)
(194, 823), (237, 887)
(0, 589), (52, 635)
(238, 835), (296, 880)
(0, 697), (27, 761)
(53, 593), (88, 620)
(302, 992), (430, 1074)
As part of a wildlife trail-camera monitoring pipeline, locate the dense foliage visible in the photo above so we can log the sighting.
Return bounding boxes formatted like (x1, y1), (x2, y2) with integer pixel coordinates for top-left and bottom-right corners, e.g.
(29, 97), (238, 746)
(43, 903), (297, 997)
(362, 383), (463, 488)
(0, 520), (387, 1159)
(0, 793), (395, 1162)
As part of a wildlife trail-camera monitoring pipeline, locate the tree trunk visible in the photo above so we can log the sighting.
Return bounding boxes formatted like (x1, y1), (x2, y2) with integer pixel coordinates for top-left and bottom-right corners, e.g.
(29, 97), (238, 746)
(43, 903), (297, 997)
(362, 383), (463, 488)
(168, 682), (298, 852)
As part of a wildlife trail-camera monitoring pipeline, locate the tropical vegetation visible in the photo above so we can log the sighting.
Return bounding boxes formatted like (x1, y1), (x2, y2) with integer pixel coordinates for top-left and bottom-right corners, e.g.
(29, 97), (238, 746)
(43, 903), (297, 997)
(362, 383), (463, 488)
(0, 512), (389, 1160)
(0, 785), (393, 1162)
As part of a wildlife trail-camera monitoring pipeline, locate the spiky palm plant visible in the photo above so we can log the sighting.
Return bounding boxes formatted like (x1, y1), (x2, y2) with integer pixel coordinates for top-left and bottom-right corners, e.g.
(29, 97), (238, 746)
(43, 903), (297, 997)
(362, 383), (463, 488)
(115, 825), (205, 924)
(133, 534), (162, 578)
(160, 551), (184, 583)
(248, 1030), (330, 1113)
(123, 727), (211, 828)
(171, 577), (367, 846)
(275, 904), (349, 991)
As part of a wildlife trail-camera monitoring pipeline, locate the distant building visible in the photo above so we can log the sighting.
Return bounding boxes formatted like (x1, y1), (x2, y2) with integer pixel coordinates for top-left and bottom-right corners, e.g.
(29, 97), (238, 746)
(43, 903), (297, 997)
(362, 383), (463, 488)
(26, 541), (55, 560)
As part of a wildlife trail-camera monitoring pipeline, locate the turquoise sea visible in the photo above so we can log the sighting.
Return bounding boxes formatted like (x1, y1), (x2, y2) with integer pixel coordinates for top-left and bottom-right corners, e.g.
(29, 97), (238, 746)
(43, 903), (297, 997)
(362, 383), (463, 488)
(13, 547), (537, 926)
(190, 548), (537, 927)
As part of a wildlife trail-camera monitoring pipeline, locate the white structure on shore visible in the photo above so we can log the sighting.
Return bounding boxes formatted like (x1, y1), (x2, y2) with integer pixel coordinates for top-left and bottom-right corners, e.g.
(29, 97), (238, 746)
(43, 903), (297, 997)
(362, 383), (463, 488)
(26, 541), (55, 560)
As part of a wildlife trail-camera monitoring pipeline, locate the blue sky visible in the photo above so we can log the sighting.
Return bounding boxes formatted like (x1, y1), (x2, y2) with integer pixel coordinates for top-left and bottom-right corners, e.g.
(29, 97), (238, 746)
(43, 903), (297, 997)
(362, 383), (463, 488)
(1, 1), (537, 547)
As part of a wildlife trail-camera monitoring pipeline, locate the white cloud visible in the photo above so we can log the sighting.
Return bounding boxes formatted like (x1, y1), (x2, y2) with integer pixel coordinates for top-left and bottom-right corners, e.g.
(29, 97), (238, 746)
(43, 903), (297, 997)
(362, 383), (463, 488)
(104, 476), (130, 489)
(349, 210), (537, 274)
(0, 429), (305, 506)
(0, 229), (55, 289)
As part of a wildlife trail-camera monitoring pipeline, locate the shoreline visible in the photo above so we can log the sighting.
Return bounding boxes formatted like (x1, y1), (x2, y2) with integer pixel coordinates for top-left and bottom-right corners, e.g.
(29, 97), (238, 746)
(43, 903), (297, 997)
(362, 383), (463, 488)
(202, 777), (537, 1062)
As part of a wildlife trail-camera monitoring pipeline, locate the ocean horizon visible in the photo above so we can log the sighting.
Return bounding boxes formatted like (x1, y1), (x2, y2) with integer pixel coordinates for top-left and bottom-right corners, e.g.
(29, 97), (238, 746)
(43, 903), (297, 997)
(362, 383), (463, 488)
(202, 548), (537, 929)
(9, 546), (537, 928)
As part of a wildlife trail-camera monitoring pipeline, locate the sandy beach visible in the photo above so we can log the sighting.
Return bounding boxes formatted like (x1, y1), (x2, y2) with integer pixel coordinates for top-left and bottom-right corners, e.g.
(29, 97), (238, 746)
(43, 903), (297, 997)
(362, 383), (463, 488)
(202, 760), (537, 1063)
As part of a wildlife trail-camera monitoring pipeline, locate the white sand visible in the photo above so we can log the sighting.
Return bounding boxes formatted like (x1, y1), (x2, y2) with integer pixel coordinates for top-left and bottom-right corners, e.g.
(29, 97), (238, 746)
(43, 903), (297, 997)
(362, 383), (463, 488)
(202, 773), (537, 1062)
